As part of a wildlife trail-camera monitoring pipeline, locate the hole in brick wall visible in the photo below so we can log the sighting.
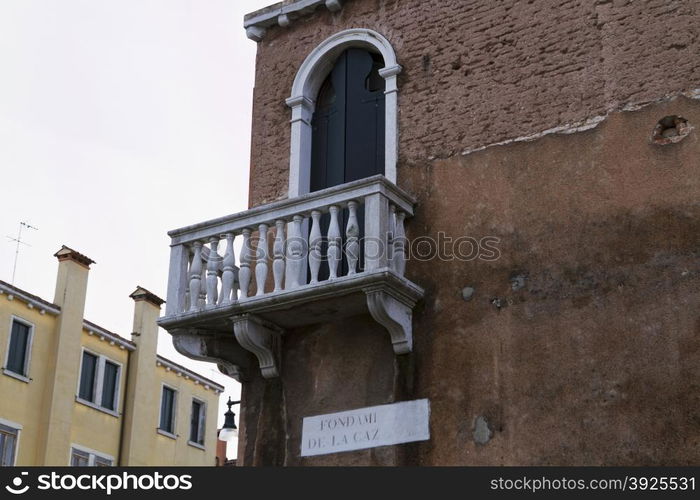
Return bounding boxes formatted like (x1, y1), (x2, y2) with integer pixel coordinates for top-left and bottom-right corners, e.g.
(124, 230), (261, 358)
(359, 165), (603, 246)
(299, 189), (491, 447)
(651, 115), (692, 145)
(422, 54), (431, 72)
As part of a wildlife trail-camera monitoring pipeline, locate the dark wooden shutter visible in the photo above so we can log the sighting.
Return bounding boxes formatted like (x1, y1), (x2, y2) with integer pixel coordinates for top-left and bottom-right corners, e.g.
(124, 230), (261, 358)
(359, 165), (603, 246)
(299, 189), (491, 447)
(101, 361), (119, 410)
(7, 321), (30, 376)
(79, 352), (97, 401)
(310, 48), (385, 191)
(344, 49), (385, 182)
(310, 56), (346, 192)
(160, 387), (175, 433)
(190, 400), (203, 443)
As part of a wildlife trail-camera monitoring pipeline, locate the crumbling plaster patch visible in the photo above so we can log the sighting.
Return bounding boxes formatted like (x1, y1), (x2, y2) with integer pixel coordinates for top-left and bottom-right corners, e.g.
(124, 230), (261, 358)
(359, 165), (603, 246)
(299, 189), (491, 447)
(458, 89), (700, 157)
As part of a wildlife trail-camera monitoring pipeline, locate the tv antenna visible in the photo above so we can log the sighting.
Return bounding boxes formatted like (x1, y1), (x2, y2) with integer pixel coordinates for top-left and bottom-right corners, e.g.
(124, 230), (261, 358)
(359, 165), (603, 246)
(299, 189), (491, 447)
(7, 221), (38, 285)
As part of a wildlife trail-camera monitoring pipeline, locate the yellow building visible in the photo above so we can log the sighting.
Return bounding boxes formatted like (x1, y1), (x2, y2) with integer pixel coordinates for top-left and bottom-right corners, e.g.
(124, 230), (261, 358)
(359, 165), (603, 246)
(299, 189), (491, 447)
(0, 246), (223, 466)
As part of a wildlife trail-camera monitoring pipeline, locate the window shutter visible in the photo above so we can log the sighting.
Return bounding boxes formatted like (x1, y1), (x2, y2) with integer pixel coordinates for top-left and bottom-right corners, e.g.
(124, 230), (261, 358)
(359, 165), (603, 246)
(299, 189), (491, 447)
(190, 400), (205, 444)
(7, 321), (30, 376)
(197, 403), (206, 444)
(190, 401), (199, 442)
(344, 48), (385, 182)
(101, 361), (119, 410)
(79, 352), (97, 402)
(310, 54), (346, 192)
(160, 388), (175, 433)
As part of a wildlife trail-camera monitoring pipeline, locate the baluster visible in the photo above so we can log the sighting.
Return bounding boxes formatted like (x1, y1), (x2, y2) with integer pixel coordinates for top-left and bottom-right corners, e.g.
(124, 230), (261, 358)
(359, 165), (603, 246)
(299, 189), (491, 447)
(388, 204), (396, 265)
(308, 210), (322, 283)
(327, 205), (341, 279)
(189, 241), (203, 312)
(239, 228), (252, 298)
(393, 210), (407, 276)
(286, 215), (304, 289)
(220, 233), (235, 304)
(199, 258), (207, 308)
(273, 220), (285, 292)
(255, 223), (269, 296)
(346, 201), (360, 275)
(232, 260), (240, 301)
(206, 238), (220, 307)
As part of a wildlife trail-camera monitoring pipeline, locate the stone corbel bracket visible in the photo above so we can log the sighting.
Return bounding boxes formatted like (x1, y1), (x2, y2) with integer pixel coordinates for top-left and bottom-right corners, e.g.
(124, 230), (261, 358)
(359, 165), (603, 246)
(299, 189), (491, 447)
(170, 328), (249, 382)
(232, 314), (283, 379)
(364, 285), (419, 355)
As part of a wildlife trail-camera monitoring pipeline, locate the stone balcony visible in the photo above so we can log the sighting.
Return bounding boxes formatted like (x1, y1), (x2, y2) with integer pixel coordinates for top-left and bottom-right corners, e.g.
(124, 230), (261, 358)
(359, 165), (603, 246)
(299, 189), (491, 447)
(158, 175), (424, 381)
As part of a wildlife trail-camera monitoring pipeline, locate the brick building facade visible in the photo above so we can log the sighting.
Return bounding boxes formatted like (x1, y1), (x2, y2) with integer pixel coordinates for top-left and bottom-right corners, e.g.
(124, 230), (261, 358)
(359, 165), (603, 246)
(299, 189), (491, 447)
(162, 0), (700, 465)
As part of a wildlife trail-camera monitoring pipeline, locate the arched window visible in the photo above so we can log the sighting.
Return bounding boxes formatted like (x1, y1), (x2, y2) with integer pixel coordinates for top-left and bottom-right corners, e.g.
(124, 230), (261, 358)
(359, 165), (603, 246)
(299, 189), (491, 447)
(310, 48), (386, 192)
(286, 29), (401, 197)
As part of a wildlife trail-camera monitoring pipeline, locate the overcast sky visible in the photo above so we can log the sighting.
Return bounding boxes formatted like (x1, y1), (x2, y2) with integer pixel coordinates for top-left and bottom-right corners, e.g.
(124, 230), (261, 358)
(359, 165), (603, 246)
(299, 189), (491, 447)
(0, 0), (274, 457)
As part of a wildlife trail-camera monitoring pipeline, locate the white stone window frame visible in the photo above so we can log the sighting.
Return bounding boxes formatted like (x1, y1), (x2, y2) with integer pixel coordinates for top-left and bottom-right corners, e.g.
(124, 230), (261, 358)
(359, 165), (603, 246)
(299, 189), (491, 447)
(69, 444), (114, 466)
(286, 28), (402, 198)
(75, 348), (123, 417)
(3, 316), (35, 383)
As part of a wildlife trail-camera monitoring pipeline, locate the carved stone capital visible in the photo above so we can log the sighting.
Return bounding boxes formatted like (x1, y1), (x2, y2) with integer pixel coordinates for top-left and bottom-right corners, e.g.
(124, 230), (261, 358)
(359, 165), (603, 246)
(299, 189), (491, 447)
(378, 64), (403, 79)
(233, 314), (283, 378)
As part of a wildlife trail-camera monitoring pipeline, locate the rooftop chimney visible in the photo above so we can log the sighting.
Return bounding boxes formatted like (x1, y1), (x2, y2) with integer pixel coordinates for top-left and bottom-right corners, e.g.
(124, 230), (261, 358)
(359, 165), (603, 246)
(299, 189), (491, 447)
(39, 245), (95, 464)
(121, 285), (165, 465)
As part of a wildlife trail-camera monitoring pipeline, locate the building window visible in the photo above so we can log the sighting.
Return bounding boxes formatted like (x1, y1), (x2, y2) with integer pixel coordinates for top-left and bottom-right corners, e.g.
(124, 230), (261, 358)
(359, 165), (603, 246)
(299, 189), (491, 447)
(189, 399), (206, 446)
(159, 386), (177, 435)
(0, 423), (19, 466)
(70, 448), (89, 466)
(4, 318), (33, 379)
(70, 447), (113, 466)
(286, 28), (401, 197)
(77, 350), (121, 413)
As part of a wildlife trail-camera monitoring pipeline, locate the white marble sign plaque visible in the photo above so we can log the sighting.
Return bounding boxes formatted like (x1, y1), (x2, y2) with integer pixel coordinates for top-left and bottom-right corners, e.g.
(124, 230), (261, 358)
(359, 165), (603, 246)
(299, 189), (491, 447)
(300, 399), (430, 457)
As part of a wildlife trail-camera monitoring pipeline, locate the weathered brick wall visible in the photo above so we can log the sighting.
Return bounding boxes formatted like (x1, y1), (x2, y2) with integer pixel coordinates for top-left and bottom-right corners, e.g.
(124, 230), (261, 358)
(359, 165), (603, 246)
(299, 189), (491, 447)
(248, 0), (699, 206)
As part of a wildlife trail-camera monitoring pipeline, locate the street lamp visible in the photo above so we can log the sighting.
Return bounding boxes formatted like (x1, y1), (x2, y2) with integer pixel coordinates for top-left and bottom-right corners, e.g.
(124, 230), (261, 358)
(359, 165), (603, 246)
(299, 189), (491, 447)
(219, 397), (240, 443)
